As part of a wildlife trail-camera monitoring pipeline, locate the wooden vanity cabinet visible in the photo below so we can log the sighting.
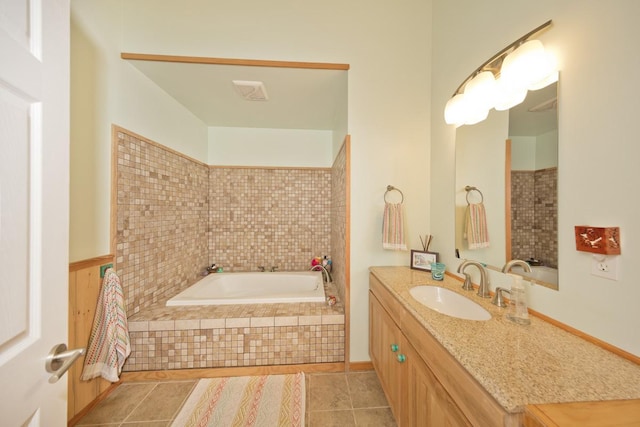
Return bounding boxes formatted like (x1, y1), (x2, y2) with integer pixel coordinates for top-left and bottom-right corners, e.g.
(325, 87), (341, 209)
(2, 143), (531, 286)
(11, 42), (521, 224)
(369, 274), (518, 427)
(369, 285), (470, 426)
(402, 339), (471, 426)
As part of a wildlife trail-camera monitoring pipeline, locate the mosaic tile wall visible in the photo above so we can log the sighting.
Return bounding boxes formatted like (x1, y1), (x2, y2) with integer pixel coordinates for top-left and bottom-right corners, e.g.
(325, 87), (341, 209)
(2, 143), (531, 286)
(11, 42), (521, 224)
(208, 167), (332, 272)
(330, 142), (348, 304)
(125, 325), (344, 370)
(123, 282), (346, 371)
(511, 167), (557, 267)
(115, 131), (210, 316)
(115, 129), (348, 370)
(534, 167), (558, 268)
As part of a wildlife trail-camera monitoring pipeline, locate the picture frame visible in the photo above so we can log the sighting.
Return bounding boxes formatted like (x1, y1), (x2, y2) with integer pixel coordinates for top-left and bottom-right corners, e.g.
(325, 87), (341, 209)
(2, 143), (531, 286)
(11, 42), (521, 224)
(410, 250), (439, 271)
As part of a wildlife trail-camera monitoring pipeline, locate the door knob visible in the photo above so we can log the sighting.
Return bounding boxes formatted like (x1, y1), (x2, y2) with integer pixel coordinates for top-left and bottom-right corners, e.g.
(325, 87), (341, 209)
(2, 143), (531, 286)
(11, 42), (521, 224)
(45, 343), (85, 384)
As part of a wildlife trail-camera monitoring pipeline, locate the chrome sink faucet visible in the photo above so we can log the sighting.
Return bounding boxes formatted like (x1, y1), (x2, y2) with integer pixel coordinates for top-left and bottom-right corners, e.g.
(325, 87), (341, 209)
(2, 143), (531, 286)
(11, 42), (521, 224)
(502, 259), (532, 274)
(310, 264), (332, 283)
(456, 260), (491, 298)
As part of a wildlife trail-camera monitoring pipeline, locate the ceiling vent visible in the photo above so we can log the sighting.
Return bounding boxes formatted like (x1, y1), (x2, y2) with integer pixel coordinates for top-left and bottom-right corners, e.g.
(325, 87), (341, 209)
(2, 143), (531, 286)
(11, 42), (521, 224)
(232, 80), (269, 101)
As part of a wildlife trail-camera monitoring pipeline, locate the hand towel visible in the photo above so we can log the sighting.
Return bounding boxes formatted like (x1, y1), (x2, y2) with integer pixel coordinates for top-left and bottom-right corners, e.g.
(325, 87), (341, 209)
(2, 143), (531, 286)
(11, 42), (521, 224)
(382, 202), (407, 250)
(465, 203), (490, 249)
(81, 267), (131, 382)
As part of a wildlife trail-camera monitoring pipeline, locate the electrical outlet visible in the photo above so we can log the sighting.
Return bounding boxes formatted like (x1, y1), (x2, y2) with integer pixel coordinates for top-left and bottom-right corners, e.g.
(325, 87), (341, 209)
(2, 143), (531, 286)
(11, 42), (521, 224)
(591, 256), (618, 280)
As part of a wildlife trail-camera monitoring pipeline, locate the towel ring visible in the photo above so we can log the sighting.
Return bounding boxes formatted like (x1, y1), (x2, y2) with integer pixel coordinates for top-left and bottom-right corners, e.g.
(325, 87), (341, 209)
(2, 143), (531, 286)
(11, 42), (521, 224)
(385, 185), (404, 203)
(465, 185), (484, 204)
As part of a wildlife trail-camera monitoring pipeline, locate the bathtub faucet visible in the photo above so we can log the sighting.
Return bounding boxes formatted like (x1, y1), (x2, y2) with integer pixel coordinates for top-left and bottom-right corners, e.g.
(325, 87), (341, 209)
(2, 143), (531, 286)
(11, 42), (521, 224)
(310, 264), (332, 283)
(502, 259), (532, 274)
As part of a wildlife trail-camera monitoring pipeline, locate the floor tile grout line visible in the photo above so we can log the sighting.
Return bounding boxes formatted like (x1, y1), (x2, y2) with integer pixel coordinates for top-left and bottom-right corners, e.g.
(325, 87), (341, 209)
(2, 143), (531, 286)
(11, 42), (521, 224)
(168, 379), (201, 423)
(120, 382), (160, 424)
(309, 404), (391, 412)
(345, 372), (357, 425)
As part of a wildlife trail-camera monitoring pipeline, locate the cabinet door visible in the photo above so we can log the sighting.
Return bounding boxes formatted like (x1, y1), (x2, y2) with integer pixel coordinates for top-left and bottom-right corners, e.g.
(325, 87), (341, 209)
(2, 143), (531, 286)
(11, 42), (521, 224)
(403, 341), (471, 427)
(369, 292), (404, 420)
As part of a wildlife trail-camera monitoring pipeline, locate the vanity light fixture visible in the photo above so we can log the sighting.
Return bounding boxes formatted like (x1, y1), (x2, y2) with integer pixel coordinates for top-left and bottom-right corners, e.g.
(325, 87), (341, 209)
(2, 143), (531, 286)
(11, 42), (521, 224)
(444, 20), (558, 127)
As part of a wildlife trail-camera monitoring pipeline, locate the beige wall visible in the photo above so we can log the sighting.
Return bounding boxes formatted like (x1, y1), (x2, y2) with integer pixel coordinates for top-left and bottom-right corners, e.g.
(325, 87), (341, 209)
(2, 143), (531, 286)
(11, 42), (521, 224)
(208, 127), (333, 167)
(71, 0), (431, 362)
(431, 0), (640, 356)
(70, 0), (209, 262)
(70, 0), (640, 361)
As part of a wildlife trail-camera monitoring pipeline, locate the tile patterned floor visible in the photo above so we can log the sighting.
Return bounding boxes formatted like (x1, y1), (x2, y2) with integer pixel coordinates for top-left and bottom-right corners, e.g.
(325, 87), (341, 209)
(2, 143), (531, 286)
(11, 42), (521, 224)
(73, 371), (396, 427)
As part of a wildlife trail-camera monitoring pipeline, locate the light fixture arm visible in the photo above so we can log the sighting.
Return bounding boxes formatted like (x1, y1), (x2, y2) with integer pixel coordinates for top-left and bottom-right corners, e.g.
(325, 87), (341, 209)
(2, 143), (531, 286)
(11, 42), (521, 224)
(451, 20), (553, 97)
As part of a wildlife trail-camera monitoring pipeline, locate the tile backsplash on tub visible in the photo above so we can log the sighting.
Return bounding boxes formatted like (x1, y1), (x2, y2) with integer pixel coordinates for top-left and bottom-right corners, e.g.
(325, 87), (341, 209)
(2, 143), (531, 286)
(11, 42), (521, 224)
(209, 167), (331, 272)
(115, 130), (210, 316)
(124, 323), (345, 370)
(115, 128), (335, 315)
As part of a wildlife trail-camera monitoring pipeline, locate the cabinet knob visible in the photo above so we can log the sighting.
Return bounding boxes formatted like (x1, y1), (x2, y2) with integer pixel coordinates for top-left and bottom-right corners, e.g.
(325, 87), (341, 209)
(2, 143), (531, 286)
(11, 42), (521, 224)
(397, 354), (406, 363)
(390, 344), (399, 352)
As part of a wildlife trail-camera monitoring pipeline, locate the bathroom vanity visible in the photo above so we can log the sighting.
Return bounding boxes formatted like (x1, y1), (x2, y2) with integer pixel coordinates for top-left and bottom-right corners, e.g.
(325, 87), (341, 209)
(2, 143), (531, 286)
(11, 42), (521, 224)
(369, 266), (640, 426)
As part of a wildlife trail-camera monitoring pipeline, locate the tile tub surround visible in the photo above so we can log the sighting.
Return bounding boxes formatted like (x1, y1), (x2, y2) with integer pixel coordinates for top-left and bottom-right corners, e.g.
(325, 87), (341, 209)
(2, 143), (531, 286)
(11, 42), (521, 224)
(115, 128), (344, 317)
(330, 141), (348, 306)
(115, 130), (210, 316)
(209, 167), (331, 274)
(114, 128), (348, 373)
(124, 281), (345, 371)
(369, 266), (640, 413)
(511, 167), (558, 268)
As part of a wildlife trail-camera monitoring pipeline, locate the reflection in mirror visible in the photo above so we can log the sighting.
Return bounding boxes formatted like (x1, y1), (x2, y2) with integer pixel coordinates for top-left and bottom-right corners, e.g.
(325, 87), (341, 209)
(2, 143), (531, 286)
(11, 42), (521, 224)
(455, 82), (558, 289)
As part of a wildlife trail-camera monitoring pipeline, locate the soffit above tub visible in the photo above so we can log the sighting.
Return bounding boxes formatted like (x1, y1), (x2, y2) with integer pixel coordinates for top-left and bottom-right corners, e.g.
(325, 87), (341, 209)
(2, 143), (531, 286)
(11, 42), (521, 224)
(509, 83), (558, 137)
(123, 53), (349, 131)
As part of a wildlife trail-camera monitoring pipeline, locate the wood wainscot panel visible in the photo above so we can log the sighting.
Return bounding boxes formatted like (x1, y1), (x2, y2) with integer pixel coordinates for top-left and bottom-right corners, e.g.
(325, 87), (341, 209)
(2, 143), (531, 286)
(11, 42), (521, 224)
(68, 255), (114, 423)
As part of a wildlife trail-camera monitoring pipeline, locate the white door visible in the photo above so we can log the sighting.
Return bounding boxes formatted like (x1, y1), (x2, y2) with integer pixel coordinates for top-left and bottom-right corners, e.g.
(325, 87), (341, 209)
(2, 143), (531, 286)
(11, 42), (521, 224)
(0, 0), (71, 425)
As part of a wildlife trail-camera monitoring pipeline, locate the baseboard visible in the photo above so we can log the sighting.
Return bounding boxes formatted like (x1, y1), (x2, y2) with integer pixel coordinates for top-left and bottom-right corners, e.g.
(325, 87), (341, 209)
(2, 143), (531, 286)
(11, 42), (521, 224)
(120, 362), (346, 382)
(348, 361), (374, 371)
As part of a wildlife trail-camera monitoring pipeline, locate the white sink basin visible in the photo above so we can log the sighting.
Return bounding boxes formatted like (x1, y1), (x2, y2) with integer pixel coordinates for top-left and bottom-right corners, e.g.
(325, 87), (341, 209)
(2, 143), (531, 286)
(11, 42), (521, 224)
(409, 286), (491, 321)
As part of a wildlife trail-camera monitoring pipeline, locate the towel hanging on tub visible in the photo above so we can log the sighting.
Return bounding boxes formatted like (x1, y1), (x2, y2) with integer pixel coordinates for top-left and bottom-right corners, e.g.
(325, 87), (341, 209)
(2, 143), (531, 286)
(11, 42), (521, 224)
(382, 202), (407, 251)
(81, 267), (131, 382)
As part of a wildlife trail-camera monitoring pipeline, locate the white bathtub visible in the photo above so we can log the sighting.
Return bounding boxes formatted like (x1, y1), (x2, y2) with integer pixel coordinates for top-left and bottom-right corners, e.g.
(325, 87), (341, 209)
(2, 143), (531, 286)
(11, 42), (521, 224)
(166, 271), (326, 306)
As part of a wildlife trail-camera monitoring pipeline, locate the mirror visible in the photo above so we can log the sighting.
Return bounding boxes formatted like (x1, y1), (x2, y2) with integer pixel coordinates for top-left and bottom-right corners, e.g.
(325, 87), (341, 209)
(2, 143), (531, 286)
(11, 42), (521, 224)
(455, 82), (558, 289)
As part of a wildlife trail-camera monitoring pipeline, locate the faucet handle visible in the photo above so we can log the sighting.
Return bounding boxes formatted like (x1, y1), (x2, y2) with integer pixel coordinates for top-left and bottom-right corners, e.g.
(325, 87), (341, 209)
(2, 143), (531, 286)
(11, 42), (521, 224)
(258, 266), (265, 272)
(461, 273), (474, 291)
(271, 266), (279, 272)
(492, 287), (511, 307)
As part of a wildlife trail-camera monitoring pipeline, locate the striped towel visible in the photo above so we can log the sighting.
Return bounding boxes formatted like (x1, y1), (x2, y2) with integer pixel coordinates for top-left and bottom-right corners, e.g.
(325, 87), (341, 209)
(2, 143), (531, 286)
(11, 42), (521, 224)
(382, 202), (407, 251)
(465, 203), (490, 249)
(81, 268), (131, 382)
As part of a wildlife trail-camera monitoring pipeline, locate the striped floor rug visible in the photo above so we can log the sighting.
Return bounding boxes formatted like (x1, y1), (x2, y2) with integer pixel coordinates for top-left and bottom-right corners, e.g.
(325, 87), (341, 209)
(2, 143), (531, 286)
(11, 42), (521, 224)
(172, 373), (305, 427)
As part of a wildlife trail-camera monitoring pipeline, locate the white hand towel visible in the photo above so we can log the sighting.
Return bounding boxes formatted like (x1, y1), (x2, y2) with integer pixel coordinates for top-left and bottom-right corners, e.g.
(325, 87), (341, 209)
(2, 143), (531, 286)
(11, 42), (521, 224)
(81, 268), (131, 382)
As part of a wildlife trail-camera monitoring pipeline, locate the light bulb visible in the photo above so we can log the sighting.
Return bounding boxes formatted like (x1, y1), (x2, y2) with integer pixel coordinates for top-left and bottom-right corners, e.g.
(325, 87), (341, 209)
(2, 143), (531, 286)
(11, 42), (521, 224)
(494, 77), (528, 111)
(501, 40), (558, 94)
(464, 71), (497, 113)
(444, 93), (467, 126)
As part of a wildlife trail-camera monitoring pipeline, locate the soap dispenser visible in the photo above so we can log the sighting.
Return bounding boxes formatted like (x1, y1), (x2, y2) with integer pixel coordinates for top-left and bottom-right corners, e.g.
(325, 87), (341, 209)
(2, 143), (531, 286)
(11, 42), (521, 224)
(506, 274), (530, 325)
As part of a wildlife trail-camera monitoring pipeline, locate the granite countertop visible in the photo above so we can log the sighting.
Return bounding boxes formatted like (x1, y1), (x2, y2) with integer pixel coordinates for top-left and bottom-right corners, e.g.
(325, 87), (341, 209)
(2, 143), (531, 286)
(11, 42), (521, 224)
(369, 266), (640, 413)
